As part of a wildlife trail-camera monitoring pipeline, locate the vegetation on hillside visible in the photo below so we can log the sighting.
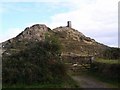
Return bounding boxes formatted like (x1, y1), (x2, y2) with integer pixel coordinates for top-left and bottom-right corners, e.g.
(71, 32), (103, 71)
(2, 34), (67, 86)
(90, 59), (120, 82)
(2, 24), (119, 88)
(103, 48), (120, 59)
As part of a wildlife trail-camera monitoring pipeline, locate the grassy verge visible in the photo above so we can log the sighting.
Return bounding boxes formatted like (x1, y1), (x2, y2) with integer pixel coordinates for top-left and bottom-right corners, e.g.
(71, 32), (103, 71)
(2, 75), (80, 88)
(82, 71), (119, 88)
(89, 59), (119, 88)
(70, 60), (119, 88)
(63, 74), (80, 88)
(95, 59), (120, 64)
(69, 70), (119, 88)
(68, 59), (119, 88)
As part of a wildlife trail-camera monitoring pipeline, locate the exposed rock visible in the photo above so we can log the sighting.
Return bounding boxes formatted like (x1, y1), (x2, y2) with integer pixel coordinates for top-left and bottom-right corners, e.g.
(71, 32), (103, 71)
(52, 26), (108, 57)
(16, 24), (51, 41)
(53, 27), (85, 41)
(2, 24), (109, 57)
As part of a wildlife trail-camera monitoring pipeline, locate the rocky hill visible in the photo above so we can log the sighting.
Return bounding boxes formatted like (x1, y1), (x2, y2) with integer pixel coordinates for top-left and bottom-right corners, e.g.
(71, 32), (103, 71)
(53, 26), (108, 56)
(1, 23), (109, 58)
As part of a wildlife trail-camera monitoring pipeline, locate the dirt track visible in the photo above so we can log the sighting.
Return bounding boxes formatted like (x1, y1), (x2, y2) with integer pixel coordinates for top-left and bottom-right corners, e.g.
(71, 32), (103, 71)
(71, 75), (114, 88)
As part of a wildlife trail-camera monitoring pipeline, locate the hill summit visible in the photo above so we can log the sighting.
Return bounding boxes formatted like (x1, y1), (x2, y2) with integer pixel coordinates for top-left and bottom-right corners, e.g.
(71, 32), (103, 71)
(2, 21), (109, 57)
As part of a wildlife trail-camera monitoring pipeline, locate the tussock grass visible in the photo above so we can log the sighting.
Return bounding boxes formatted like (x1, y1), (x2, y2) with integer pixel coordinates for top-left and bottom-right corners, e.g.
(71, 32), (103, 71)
(95, 59), (120, 64)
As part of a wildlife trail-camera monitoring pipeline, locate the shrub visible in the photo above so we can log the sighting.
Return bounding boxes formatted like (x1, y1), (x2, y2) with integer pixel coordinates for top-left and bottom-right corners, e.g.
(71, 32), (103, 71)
(103, 48), (120, 59)
(2, 35), (66, 85)
(91, 61), (120, 80)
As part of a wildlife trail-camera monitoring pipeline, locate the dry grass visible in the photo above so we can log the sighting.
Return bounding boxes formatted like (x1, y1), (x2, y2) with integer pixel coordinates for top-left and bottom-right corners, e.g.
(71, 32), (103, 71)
(95, 59), (120, 64)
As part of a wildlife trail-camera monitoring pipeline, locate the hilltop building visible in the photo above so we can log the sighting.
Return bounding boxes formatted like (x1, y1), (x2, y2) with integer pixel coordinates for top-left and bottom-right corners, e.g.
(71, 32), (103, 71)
(67, 21), (72, 28)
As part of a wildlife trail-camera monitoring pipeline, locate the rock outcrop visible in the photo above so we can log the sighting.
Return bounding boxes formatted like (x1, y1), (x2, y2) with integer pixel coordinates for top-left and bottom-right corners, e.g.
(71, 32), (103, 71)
(52, 26), (108, 56)
(2, 24), (51, 50)
(16, 24), (51, 41)
(1, 24), (109, 57)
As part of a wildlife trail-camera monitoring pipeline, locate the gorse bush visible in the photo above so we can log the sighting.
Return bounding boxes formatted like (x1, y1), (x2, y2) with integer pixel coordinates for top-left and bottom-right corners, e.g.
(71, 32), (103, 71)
(90, 61), (120, 81)
(103, 48), (120, 59)
(2, 34), (66, 85)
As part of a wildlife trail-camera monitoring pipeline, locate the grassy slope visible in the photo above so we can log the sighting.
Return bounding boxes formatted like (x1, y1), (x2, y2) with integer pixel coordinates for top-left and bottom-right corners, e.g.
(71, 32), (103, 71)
(68, 59), (119, 88)
(81, 71), (119, 88)
(86, 59), (119, 88)
(3, 75), (80, 88)
(95, 59), (120, 64)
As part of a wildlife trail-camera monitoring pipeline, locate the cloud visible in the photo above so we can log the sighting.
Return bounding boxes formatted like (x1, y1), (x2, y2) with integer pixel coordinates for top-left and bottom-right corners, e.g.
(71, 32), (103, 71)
(0, 0), (73, 3)
(47, 0), (119, 47)
(0, 0), (119, 47)
(0, 21), (50, 43)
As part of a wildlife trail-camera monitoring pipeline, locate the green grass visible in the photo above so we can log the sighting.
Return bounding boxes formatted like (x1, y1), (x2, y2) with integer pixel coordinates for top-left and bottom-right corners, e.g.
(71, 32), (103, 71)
(68, 58), (120, 88)
(3, 83), (64, 88)
(3, 75), (80, 88)
(83, 71), (119, 88)
(89, 59), (119, 87)
(63, 75), (80, 88)
(70, 70), (119, 88)
(95, 59), (120, 64)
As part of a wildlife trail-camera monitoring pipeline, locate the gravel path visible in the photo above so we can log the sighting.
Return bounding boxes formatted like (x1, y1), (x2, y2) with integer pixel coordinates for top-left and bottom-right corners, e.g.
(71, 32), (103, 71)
(71, 75), (112, 88)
